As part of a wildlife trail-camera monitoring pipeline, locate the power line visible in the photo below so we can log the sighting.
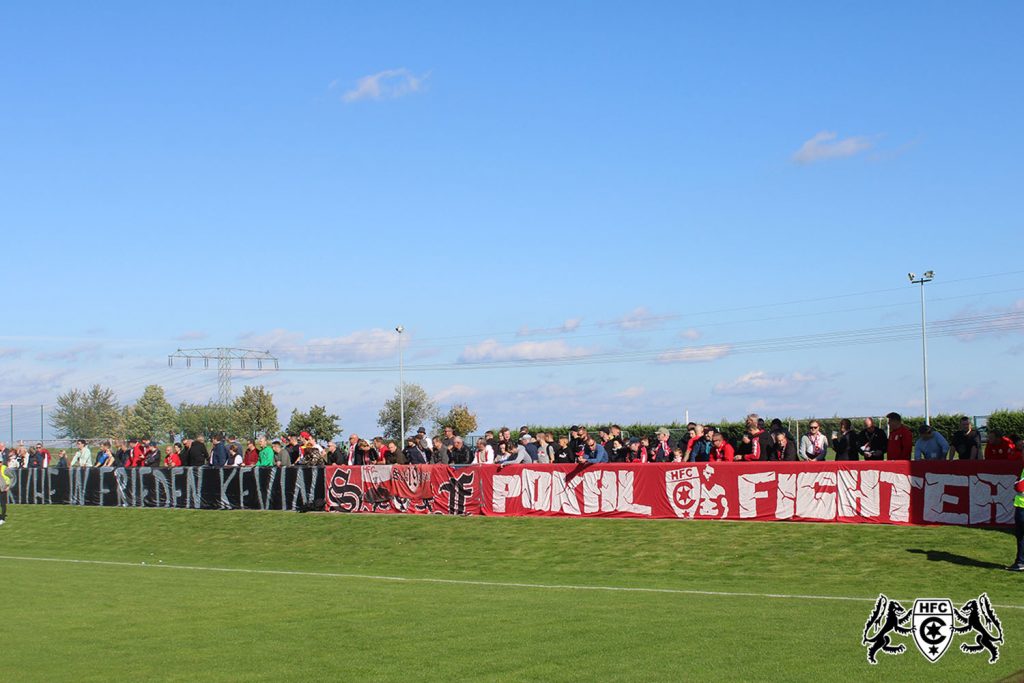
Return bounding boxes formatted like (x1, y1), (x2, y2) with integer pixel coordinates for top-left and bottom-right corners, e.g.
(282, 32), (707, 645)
(255, 310), (1024, 373)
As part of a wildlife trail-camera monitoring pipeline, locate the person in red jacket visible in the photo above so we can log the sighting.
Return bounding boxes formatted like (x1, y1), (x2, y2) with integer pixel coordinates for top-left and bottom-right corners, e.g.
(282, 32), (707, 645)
(163, 445), (181, 467)
(985, 429), (1023, 460)
(709, 433), (735, 462)
(886, 412), (914, 460)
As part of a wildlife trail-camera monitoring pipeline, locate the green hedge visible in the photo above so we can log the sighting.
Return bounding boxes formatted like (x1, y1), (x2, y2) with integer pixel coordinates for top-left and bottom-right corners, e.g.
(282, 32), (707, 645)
(987, 409), (1024, 438)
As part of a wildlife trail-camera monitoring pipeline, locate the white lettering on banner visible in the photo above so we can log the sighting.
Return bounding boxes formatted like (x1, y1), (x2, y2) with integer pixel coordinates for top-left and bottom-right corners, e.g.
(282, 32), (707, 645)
(615, 470), (651, 516)
(837, 470), (880, 519)
(219, 468), (238, 510)
(776, 473), (796, 519)
(923, 473), (969, 524)
(879, 471), (912, 523)
(151, 469), (172, 507)
(600, 471), (617, 513)
(970, 473), (1016, 525)
(69, 468), (89, 506)
(490, 469), (648, 516)
(185, 468), (203, 509)
(581, 471), (603, 513)
(113, 468), (130, 507)
(551, 472), (581, 515)
(739, 471), (775, 518)
(524, 469), (551, 512)
(796, 471), (837, 520)
(492, 475), (521, 513)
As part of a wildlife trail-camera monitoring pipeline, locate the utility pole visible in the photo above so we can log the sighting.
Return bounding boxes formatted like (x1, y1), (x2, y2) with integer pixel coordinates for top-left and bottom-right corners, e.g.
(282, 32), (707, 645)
(168, 347), (279, 404)
(907, 271), (935, 425)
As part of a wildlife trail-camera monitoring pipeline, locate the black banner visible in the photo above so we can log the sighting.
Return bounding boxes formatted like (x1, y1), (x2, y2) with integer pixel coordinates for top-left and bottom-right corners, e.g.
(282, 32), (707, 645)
(7, 467), (324, 511)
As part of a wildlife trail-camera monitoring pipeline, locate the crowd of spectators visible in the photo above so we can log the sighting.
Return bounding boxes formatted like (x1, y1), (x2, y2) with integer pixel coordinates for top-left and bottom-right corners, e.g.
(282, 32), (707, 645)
(1, 413), (1020, 470)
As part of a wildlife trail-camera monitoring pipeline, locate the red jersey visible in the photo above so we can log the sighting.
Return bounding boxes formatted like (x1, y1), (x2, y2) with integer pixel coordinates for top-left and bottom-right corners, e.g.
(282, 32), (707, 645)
(242, 448), (259, 466)
(164, 453), (182, 467)
(710, 443), (735, 462)
(887, 425), (914, 460)
(986, 436), (1022, 460)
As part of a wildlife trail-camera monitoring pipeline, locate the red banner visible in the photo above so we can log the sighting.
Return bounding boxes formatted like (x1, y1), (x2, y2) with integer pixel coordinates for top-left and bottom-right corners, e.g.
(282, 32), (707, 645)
(326, 461), (1022, 526)
(325, 464), (481, 515)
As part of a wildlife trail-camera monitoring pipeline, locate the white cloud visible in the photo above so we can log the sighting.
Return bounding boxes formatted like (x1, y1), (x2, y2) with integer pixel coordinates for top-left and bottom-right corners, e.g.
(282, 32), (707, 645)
(792, 131), (875, 165)
(458, 339), (594, 363)
(678, 328), (701, 340)
(176, 330), (208, 341)
(516, 317), (583, 337)
(950, 299), (1024, 342)
(239, 328), (401, 363)
(35, 343), (102, 362)
(612, 306), (670, 331)
(615, 386), (646, 399)
(339, 68), (428, 103)
(434, 384), (479, 403)
(713, 370), (825, 397)
(0, 347), (24, 359)
(656, 344), (731, 363)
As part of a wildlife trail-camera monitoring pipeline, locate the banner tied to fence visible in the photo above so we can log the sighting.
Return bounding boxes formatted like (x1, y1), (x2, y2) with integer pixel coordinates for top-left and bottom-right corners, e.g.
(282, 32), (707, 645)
(324, 461), (1021, 525)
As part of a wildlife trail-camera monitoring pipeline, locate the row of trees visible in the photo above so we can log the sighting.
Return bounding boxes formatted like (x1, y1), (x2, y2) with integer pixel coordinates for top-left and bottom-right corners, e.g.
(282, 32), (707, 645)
(49, 382), (478, 443)
(376, 384), (479, 440)
(48, 381), (1023, 446)
(51, 384), (341, 442)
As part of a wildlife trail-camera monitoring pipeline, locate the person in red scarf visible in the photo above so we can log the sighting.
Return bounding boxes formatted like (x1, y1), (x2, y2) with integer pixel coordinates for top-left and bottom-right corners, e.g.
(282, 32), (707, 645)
(710, 433), (735, 462)
(650, 428), (673, 462)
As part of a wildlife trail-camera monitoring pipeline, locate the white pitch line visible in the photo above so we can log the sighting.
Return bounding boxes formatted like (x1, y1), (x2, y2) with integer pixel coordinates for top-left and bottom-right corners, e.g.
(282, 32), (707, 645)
(1, 554), (1022, 610)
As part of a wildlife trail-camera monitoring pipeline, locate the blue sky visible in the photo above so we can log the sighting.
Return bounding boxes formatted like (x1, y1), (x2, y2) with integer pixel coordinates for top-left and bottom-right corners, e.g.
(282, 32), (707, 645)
(1, 1), (1022, 440)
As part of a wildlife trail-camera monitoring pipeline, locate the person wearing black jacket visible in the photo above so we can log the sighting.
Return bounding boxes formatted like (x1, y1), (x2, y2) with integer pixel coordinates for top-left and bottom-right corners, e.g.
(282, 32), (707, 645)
(774, 432), (798, 461)
(858, 417), (887, 460)
(553, 435), (574, 463)
(114, 441), (132, 468)
(831, 419), (859, 461)
(187, 436), (210, 467)
(448, 436), (471, 465)
(404, 437), (428, 465)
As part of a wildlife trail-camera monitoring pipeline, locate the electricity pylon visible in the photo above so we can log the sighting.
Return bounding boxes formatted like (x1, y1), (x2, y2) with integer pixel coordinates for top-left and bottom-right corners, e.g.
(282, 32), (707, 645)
(168, 347), (279, 405)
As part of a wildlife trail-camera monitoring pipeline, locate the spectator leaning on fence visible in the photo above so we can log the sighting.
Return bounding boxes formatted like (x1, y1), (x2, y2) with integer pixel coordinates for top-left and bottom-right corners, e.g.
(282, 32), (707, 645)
(71, 440), (93, 467)
(914, 424), (950, 461)
(710, 432), (734, 462)
(985, 428), (1023, 460)
(859, 417), (887, 460)
(886, 413), (914, 460)
(829, 419), (854, 461)
(799, 421), (829, 461)
(951, 417), (981, 460)
(774, 431), (798, 461)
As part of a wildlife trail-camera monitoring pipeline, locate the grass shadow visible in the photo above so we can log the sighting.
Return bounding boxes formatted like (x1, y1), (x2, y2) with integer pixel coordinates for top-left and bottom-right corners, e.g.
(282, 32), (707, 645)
(906, 548), (1006, 570)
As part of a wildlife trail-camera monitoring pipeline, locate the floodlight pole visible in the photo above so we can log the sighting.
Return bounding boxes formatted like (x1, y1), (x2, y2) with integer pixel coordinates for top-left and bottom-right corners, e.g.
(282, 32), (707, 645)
(908, 271), (934, 425)
(396, 326), (405, 440)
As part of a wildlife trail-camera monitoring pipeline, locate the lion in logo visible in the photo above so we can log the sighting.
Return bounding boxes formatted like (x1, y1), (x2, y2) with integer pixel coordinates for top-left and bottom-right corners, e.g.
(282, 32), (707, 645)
(952, 593), (1003, 663)
(862, 595), (912, 664)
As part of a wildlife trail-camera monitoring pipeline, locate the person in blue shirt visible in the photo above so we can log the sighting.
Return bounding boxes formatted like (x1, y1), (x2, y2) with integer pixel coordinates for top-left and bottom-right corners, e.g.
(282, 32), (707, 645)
(580, 437), (609, 464)
(914, 425), (950, 460)
(209, 434), (230, 467)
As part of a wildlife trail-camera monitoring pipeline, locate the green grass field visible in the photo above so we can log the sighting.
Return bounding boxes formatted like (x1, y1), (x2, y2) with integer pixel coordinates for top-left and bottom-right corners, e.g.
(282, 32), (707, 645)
(2, 506), (1023, 681)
